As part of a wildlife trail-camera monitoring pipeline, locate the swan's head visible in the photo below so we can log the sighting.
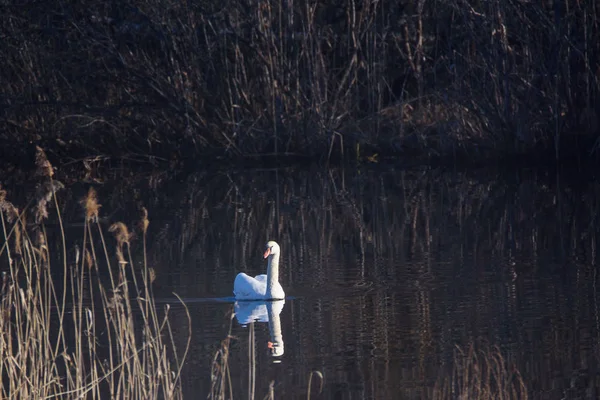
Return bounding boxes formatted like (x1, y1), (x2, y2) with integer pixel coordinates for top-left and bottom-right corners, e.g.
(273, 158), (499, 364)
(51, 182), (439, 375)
(263, 241), (280, 258)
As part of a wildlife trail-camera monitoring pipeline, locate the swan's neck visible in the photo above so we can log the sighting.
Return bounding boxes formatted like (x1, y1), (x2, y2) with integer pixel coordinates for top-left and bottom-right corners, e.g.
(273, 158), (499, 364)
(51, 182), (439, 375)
(266, 253), (280, 297)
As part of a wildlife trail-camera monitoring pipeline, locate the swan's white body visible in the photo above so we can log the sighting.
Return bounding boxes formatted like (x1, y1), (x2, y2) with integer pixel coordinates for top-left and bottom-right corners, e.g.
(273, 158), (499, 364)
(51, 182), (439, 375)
(234, 299), (285, 324)
(234, 241), (285, 300)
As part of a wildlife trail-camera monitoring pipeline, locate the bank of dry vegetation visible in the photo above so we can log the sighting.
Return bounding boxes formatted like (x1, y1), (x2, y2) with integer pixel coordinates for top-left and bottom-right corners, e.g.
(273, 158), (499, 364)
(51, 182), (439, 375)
(1, 1), (599, 165)
(0, 147), (189, 398)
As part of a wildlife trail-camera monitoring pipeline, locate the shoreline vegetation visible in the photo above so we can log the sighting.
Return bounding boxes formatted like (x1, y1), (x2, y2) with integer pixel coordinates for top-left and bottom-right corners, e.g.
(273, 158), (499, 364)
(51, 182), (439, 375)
(1, 149), (563, 398)
(1, 1), (599, 168)
(0, 147), (189, 398)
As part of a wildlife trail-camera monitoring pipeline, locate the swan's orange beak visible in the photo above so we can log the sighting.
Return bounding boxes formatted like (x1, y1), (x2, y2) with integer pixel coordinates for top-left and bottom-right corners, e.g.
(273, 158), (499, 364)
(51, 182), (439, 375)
(267, 341), (274, 349)
(264, 247), (271, 258)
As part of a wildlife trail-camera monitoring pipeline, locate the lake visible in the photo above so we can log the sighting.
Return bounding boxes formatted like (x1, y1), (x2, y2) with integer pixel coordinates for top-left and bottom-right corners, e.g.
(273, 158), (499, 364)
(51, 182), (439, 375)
(32, 165), (600, 399)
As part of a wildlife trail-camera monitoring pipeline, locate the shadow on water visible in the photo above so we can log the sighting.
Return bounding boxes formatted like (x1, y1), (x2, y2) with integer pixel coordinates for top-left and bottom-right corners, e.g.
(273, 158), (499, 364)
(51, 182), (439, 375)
(22, 165), (600, 399)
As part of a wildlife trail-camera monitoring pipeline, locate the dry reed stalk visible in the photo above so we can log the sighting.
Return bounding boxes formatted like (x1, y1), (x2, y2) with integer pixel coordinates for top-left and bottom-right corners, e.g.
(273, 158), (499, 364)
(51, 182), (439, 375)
(0, 177), (189, 398)
(209, 311), (235, 400)
(109, 222), (130, 267)
(433, 344), (527, 400)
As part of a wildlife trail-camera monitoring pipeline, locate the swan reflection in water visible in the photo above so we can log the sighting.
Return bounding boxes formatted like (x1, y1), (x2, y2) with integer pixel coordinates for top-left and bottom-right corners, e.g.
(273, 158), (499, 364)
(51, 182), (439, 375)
(234, 299), (285, 357)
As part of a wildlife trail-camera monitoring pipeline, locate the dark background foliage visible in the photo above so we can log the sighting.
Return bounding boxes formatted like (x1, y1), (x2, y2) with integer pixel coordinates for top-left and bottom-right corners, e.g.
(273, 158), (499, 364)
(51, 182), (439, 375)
(1, 0), (599, 164)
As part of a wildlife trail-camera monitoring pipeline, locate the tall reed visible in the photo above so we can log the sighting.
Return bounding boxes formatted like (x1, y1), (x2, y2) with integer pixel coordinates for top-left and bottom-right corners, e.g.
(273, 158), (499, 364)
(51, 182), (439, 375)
(0, 148), (189, 399)
(433, 344), (527, 400)
(4, 1), (599, 162)
(209, 310), (234, 400)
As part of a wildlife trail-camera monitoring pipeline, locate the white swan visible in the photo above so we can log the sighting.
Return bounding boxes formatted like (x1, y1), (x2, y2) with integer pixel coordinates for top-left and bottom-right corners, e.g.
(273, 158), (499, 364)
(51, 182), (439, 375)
(234, 241), (285, 300)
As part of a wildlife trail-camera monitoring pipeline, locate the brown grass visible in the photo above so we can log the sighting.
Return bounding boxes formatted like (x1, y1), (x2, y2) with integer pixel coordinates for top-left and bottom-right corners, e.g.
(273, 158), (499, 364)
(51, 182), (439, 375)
(2, 2), (599, 163)
(433, 344), (527, 400)
(209, 311), (235, 400)
(0, 151), (190, 399)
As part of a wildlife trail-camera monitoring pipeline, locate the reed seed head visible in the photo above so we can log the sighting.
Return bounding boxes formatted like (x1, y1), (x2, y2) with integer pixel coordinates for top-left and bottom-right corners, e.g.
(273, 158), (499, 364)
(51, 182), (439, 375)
(110, 222), (130, 265)
(3, 203), (19, 223)
(81, 187), (101, 222)
(35, 199), (49, 222)
(35, 146), (54, 177)
(0, 186), (19, 223)
(36, 229), (48, 264)
(109, 222), (131, 246)
(35, 181), (64, 223)
(141, 207), (149, 235)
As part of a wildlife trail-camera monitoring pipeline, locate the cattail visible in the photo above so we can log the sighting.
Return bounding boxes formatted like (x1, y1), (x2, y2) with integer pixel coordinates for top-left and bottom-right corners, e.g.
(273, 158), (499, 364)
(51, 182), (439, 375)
(81, 187), (101, 222)
(35, 146), (54, 177)
(141, 207), (149, 235)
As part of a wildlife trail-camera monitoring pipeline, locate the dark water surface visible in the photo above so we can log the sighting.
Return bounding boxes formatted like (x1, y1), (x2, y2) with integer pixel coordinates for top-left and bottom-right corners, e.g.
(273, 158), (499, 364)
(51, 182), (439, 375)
(52, 166), (600, 398)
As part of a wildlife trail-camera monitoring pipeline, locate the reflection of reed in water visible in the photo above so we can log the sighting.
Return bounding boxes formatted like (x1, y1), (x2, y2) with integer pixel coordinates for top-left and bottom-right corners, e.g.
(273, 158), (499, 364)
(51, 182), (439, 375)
(48, 166), (600, 397)
(238, 300), (285, 400)
(208, 309), (234, 400)
(209, 301), (285, 400)
(433, 344), (527, 400)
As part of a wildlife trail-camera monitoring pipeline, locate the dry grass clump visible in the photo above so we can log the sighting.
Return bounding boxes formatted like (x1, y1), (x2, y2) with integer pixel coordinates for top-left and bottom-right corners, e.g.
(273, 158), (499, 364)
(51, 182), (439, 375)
(1, 2), (596, 162)
(209, 312), (234, 400)
(0, 148), (190, 399)
(433, 344), (527, 400)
